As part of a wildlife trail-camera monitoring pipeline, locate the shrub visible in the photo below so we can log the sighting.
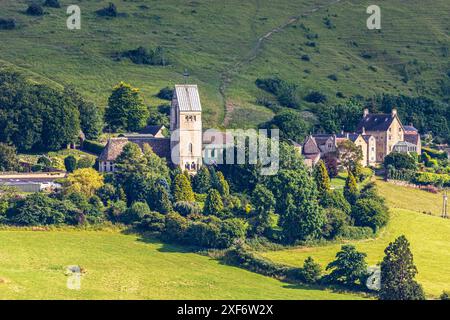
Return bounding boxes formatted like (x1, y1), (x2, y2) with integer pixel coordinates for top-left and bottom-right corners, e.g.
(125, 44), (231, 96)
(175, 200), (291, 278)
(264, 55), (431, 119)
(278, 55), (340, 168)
(327, 74), (338, 81)
(122, 46), (169, 66)
(222, 244), (295, 279)
(156, 87), (174, 100)
(105, 200), (127, 222)
(26, 3), (44, 16)
(43, 0), (61, 8)
(321, 190), (351, 215)
(304, 91), (327, 104)
(384, 152), (417, 170)
(322, 208), (350, 240)
(7, 193), (65, 226)
(64, 155), (77, 173)
(96, 3), (118, 17)
(300, 55), (310, 61)
(337, 226), (374, 240)
(161, 212), (190, 242)
(352, 198), (389, 231)
(218, 218), (248, 248)
(298, 257), (322, 284)
(77, 157), (95, 169)
(140, 211), (165, 232)
(82, 140), (105, 155)
(124, 201), (151, 224)
(0, 18), (16, 30)
(173, 201), (200, 216)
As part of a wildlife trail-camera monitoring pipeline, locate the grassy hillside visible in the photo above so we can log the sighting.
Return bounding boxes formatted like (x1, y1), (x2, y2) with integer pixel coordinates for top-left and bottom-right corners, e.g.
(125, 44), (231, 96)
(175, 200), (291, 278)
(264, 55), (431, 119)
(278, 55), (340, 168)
(0, 229), (364, 299)
(260, 180), (450, 298)
(0, 0), (448, 128)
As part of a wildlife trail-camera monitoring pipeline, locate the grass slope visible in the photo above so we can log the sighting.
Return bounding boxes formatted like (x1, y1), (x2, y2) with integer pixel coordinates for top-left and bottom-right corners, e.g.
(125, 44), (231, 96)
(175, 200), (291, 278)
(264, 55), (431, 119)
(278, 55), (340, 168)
(0, 0), (448, 128)
(260, 180), (450, 298)
(0, 230), (363, 300)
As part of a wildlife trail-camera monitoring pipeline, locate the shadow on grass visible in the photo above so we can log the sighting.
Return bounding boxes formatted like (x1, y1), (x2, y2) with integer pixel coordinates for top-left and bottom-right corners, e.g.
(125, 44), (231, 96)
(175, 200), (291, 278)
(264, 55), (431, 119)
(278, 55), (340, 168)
(121, 227), (202, 253)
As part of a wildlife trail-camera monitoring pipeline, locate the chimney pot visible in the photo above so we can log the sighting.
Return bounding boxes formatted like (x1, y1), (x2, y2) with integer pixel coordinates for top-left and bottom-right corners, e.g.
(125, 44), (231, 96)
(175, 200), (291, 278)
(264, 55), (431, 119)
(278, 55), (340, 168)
(363, 108), (369, 117)
(392, 108), (397, 116)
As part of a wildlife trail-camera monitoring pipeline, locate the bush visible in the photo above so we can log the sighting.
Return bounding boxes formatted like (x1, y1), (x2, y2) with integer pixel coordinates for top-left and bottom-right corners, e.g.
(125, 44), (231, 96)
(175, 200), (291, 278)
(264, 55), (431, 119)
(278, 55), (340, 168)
(321, 190), (351, 215)
(140, 211), (165, 232)
(352, 198), (389, 231)
(82, 140), (105, 155)
(222, 244), (295, 279)
(77, 157), (95, 169)
(328, 74), (338, 81)
(161, 212), (190, 242)
(96, 3), (118, 17)
(322, 208), (350, 240)
(123, 201), (151, 224)
(122, 46), (169, 66)
(156, 87), (174, 100)
(7, 193), (65, 226)
(304, 91), (327, 104)
(64, 155), (77, 173)
(0, 18), (16, 30)
(384, 152), (417, 170)
(337, 226), (374, 240)
(298, 257), (322, 284)
(43, 0), (61, 8)
(173, 201), (200, 216)
(105, 200), (127, 222)
(26, 3), (44, 16)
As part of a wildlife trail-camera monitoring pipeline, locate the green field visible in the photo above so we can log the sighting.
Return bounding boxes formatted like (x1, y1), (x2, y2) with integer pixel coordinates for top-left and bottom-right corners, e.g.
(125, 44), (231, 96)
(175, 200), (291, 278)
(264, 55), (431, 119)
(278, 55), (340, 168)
(0, 229), (364, 300)
(1, 0), (448, 128)
(260, 180), (450, 298)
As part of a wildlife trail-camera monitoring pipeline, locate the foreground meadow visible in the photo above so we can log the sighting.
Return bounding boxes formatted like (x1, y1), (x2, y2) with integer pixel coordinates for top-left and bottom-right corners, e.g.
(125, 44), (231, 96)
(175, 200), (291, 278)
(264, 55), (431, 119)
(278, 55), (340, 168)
(0, 230), (362, 300)
(260, 180), (450, 298)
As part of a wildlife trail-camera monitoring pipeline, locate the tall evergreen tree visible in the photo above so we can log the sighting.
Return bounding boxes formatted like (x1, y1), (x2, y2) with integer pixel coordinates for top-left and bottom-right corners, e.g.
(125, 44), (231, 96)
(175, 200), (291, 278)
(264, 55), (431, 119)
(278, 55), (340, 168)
(313, 160), (331, 197)
(250, 184), (275, 235)
(380, 235), (425, 300)
(203, 189), (224, 216)
(344, 171), (359, 205)
(215, 171), (230, 197)
(193, 166), (211, 194)
(151, 184), (172, 214)
(173, 173), (195, 202)
(105, 82), (149, 132)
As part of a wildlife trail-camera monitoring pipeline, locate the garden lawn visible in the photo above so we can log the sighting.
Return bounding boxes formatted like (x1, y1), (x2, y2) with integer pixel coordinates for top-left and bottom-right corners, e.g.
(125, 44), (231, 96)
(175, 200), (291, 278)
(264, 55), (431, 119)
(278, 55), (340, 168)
(0, 230), (363, 300)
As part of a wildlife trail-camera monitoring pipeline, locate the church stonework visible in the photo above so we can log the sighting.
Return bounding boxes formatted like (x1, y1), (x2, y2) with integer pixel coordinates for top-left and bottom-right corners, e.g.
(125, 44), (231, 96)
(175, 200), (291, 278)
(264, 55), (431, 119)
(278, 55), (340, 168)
(170, 85), (203, 172)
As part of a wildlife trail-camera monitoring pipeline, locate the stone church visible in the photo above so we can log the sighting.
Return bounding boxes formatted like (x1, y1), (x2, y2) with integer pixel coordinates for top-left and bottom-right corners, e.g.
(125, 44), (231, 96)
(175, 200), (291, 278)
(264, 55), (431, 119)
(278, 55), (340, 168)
(99, 84), (203, 173)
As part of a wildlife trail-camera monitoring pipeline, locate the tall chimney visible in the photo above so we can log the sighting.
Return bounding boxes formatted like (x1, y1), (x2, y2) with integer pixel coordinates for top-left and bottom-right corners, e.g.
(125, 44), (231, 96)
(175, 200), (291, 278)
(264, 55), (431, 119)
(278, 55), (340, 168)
(391, 108), (397, 116)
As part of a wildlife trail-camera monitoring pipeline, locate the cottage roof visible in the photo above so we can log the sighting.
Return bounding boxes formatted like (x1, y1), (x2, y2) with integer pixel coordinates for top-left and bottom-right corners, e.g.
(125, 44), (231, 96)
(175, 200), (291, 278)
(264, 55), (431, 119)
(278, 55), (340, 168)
(98, 138), (129, 161)
(403, 125), (418, 133)
(311, 134), (334, 146)
(173, 85), (202, 112)
(138, 125), (165, 136)
(357, 113), (396, 132)
(99, 137), (171, 162)
(302, 136), (320, 155)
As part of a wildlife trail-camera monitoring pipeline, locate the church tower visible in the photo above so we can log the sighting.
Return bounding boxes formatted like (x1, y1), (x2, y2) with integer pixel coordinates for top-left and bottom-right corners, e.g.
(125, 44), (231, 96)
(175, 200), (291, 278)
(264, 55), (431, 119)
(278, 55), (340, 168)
(170, 84), (203, 172)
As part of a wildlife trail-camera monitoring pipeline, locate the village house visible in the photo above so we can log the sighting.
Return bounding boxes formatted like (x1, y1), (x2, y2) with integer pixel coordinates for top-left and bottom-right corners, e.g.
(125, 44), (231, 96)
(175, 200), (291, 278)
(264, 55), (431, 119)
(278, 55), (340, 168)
(299, 108), (421, 168)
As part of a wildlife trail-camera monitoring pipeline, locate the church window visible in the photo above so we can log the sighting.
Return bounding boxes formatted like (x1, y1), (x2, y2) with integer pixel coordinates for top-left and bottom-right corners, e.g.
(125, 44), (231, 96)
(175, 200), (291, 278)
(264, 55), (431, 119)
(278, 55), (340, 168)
(189, 143), (193, 153)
